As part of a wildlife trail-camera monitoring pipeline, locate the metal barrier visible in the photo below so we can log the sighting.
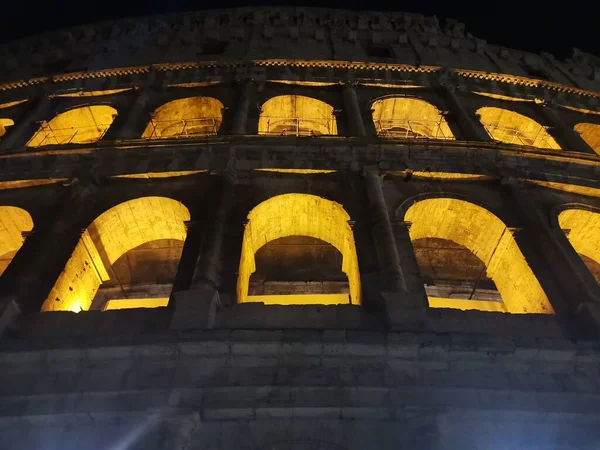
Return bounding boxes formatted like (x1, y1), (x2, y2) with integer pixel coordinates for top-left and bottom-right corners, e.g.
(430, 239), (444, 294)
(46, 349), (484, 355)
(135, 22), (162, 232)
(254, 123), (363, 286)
(259, 116), (336, 136)
(29, 123), (112, 146)
(483, 124), (555, 148)
(374, 119), (453, 140)
(145, 118), (220, 139)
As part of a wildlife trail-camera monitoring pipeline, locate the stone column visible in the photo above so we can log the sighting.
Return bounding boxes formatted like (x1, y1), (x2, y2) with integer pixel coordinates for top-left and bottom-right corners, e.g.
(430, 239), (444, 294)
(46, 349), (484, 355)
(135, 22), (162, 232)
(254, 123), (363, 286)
(230, 80), (256, 135)
(0, 179), (97, 335)
(438, 84), (492, 142)
(170, 173), (235, 330)
(0, 96), (52, 151)
(343, 82), (367, 137)
(536, 102), (597, 154)
(170, 219), (207, 294)
(363, 170), (406, 292)
(113, 90), (150, 140)
(506, 179), (600, 313)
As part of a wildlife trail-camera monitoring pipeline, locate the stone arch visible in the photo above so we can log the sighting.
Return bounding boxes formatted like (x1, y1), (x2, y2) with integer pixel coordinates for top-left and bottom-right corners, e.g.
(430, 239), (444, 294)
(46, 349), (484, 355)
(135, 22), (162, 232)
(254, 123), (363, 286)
(558, 207), (600, 283)
(476, 106), (560, 149)
(0, 118), (14, 137)
(237, 193), (360, 305)
(405, 197), (554, 314)
(574, 123), (600, 155)
(371, 96), (454, 139)
(258, 95), (338, 136)
(141, 96), (224, 139)
(42, 196), (190, 312)
(0, 206), (33, 276)
(27, 105), (118, 147)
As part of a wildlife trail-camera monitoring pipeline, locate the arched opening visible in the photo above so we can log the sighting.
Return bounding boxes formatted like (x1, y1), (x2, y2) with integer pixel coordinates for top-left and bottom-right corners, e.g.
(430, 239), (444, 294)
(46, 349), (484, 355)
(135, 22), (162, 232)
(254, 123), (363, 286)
(27, 105), (117, 147)
(371, 97), (454, 139)
(558, 208), (600, 283)
(476, 107), (560, 149)
(42, 197), (190, 312)
(258, 95), (338, 136)
(238, 194), (360, 305)
(0, 206), (33, 277)
(141, 96), (224, 139)
(0, 118), (14, 138)
(574, 123), (600, 155)
(405, 198), (553, 313)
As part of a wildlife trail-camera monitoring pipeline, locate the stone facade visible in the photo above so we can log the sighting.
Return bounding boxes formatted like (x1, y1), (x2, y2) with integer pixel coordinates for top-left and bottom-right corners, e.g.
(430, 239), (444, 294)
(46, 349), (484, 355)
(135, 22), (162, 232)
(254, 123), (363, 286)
(0, 7), (599, 450)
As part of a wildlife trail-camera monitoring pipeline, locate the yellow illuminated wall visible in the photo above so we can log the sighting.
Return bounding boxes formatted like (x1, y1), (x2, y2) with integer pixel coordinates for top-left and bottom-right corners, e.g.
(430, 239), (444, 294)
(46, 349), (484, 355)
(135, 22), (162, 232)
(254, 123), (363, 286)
(141, 96), (224, 139)
(558, 208), (600, 281)
(42, 196), (190, 312)
(258, 95), (338, 136)
(27, 105), (117, 147)
(238, 193), (360, 304)
(0, 206), (33, 276)
(371, 97), (454, 139)
(0, 118), (14, 138)
(574, 123), (600, 155)
(405, 198), (553, 314)
(477, 107), (560, 149)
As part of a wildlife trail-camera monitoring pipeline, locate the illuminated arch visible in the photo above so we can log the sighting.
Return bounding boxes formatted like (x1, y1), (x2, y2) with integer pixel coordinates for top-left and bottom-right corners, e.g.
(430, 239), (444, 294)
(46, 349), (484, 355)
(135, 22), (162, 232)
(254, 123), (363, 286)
(477, 107), (560, 149)
(371, 97), (454, 139)
(0, 206), (33, 276)
(405, 198), (553, 314)
(0, 118), (14, 137)
(141, 96), (224, 139)
(42, 197), (190, 312)
(574, 123), (600, 155)
(258, 95), (338, 136)
(558, 208), (600, 282)
(27, 105), (117, 147)
(238, 193), (360, 304)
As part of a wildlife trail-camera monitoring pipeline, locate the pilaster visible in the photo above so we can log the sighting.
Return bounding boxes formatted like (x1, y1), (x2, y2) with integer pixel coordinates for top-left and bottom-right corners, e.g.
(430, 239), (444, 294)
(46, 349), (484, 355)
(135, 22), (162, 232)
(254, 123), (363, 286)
(230, 80), (257, 135)
(342, 82), (367, 137)
(536, 102), (598, 154)
(0, 95), (53, 151)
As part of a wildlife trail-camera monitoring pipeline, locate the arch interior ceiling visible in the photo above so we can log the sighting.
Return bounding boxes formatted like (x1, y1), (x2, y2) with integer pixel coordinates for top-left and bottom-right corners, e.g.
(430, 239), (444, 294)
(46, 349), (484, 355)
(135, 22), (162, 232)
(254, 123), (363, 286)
(574, 123), (600, 155)
(258, 95), (338, 136)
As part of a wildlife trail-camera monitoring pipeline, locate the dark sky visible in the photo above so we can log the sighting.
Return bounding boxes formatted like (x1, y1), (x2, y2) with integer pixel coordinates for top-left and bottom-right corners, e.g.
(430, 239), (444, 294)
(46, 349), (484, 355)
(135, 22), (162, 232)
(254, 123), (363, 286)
(1, 0), (597, 58)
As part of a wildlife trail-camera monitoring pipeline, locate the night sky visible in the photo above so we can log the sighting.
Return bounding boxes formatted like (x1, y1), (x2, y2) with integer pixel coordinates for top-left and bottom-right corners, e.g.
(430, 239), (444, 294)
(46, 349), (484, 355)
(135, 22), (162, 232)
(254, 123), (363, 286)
(0, 0), (597, 58)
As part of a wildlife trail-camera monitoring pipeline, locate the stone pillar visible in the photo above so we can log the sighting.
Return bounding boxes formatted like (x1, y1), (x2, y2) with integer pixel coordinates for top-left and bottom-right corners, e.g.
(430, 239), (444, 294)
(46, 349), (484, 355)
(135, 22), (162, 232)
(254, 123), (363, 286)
(0, 96), (52, 151)
(506, 179), (600, 313)
(113, 90), (150, 140)
(363, 170), (406, 292)
(230, 80), (256, 135)
(342, 82), (367, 137)
(170, 220), (207, 293)
(170, 173), (235, 330)
(438, 84), (492, 142)
(0, 179), (97, 335)
(536, 102), (597, 154)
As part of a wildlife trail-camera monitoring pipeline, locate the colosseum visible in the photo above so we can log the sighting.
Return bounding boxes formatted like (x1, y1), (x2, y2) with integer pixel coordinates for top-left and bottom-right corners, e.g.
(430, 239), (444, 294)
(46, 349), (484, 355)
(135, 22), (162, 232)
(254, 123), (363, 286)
(0, 6), (599, 449)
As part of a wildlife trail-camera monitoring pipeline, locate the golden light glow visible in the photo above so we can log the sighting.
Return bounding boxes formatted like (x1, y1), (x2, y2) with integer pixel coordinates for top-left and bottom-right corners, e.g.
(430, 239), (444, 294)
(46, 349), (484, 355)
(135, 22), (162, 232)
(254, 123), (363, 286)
(371, 97), (454, 139)
(269, 80), (337, 87)
(248, 294), (350, 305)
(141, 97), (223, 139)
(574, 123), (600, 155)
(255, 169), (336, 174)
(388, 170), (489, 180)
(167, 82), (221, 88)
(258, 95), (338, 136)
(559, 208), (600, 276)
(104, 297), (169, 310)
(50, 88), (133, 98)
(238, 193), (360, 305)
(560, 105), (600, 116)
(0, 118), (14, 137)
(405, 198), (553, 314)
(27, 105), (118, 147)
(0, 178), (67, 190)
(113, 170), (206, 179)
(526, 180), (600, 198)
(0, 206), (33, 276)
(0, 100), (27, 109)
(477, 107), (561, 150)
(361, 83), (424, 89)
(472, 91), (534, 103)
(42, 197), (190, 312)
(428, 297), (508, 312)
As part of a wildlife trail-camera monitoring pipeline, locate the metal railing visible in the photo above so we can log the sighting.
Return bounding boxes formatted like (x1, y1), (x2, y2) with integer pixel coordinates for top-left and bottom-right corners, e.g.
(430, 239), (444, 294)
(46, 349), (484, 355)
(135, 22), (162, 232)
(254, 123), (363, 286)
(259, 116), (336, 136)
(145, 118), (220, 139)
(28, 123), (112, 146)
(483, 124), (555, 148)
(374, 119), (454, 140)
